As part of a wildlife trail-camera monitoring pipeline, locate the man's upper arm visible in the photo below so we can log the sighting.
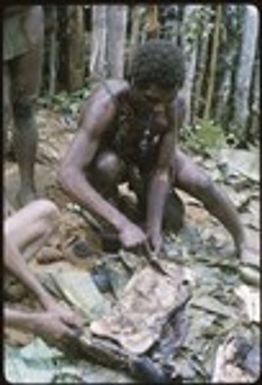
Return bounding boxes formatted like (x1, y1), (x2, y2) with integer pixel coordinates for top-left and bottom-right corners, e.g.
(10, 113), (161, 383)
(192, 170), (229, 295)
(154, 96), (185, 175)
(61, 88), (117, 172)
(156, 131), (175, 173)
(61, 129), (96, 172)
(155, 95), (186, 173)
(174, 95), (186, 134)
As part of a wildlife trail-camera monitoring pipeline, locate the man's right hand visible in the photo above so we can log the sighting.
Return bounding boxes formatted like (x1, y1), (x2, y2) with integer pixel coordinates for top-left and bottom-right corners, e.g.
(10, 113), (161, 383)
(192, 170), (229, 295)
(45, 300), (84, 330)
(118, 222), (147, 249)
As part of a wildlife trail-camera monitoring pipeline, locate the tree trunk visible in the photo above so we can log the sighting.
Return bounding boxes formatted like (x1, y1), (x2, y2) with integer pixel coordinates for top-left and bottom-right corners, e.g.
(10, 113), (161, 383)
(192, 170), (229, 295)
(215, 5), (239, 127)
(249, 54), (260, 142)
(106, 5), (128, 78)
(193, 7), (212, 120)
(233, 5), (259, 141)
(170, 6), (180, 44)
(146, 5), (159, 39)
(203, 5), (222, 121)
(180, 5), (201, 126)
(90, 5), (127, 80)
(56, 7), (68, 92)
(90, 5), (107, 80)
(128, 6), (142, 76)
(46, 7), (58, 95)
(66, 6), (85, 91)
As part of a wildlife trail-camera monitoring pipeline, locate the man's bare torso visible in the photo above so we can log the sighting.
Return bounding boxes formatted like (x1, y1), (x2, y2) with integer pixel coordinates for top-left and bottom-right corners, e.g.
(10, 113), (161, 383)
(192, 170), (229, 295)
(80, 79), (181, 180)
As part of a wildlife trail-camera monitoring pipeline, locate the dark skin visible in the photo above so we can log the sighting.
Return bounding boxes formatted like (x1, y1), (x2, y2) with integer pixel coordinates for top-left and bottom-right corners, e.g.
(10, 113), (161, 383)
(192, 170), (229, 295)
(58, 79), (247, 259)
(4, 6), (44, 207)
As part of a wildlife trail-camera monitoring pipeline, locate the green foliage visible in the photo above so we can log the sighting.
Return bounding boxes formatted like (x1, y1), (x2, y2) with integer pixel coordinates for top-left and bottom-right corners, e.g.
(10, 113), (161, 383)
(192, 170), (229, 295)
(183, 6), (214, 56)
(182, 119), (226, 155)
(39, 87), (91, 116)
(5, 338), (132, 384)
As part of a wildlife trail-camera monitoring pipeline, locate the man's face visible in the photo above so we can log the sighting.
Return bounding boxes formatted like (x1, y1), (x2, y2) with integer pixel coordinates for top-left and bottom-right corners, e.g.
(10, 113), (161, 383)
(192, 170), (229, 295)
(133, 84), (176, 115)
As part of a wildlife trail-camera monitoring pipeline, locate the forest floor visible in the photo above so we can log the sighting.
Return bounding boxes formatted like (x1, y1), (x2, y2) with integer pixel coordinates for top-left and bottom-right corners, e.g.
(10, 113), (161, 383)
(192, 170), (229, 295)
(4, 105), (260, 383)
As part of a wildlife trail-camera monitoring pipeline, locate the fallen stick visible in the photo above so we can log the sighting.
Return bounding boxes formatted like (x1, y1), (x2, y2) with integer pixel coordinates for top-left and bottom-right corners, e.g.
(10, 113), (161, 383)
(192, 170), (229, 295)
(72, 333), (169, 383)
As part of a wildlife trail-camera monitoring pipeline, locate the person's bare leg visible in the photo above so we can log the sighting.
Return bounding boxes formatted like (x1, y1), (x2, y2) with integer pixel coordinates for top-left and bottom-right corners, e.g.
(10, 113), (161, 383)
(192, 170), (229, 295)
(4, 198), (84, 337)
(3, 64), (13, 157)
(174, 150), (245, 257)
(5, 199), (59, 262)
(10, 44), (43, 207)
(4, 199), (60, 308)
(91, 150), (126, 197)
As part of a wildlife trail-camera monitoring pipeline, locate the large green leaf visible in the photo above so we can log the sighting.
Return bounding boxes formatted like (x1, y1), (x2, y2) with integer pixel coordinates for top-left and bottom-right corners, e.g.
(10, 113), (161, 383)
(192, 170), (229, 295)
(4, 339), (59, 383)
(46, 269), (112, 322)
(4, 338), (133, 384)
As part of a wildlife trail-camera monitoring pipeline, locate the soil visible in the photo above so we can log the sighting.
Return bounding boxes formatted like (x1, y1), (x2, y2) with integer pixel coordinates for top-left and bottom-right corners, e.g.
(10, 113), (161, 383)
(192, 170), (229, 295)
(4, 107), (259, 351)
(4, 108), (102, 346)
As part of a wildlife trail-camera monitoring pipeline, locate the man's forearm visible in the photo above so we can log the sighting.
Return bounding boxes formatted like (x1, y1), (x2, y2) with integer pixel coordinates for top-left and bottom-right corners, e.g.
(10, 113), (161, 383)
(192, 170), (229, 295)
(146, 171), (170, 233)
(4, 308), (42, 332)
(59, 170), (131, 232)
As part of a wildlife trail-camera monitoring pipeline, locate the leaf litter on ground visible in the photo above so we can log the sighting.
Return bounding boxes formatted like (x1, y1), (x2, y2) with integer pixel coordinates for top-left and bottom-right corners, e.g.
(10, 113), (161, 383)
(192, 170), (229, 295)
(4, 117), (260, 384)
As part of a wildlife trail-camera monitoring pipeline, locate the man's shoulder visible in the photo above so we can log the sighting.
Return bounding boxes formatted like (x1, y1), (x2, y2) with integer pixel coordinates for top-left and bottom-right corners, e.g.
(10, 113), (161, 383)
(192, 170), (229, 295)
(83, 79), (128, 106)
(101, 79), (131, 99)
(79, 79), (130, 129)
(83, 79), (130, 109)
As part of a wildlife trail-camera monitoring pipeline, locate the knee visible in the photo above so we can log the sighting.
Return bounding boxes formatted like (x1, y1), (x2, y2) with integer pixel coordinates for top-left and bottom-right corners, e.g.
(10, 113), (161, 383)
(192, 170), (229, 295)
(13, 99), (34, 122)
(33, 199), (60, 229)
(95, 151), (123, 183)
(195, 175), (221, 213)
(40, 199), (59, 224)
(193, 174), (214, 198)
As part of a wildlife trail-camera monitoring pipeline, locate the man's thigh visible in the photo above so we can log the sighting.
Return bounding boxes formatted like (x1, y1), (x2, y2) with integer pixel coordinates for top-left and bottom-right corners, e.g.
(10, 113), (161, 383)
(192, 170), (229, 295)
(89, 150), (127, 195)
(174, 149), (213, 197)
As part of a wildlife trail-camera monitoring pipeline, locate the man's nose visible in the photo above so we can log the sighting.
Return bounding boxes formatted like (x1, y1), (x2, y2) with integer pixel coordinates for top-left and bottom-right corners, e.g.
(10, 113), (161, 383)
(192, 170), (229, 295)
(153, 103), (165, 114)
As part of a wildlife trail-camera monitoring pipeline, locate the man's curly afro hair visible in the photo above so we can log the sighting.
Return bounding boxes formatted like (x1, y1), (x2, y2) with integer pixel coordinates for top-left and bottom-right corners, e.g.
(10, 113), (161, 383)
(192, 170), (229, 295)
(131, 39), (185, 90)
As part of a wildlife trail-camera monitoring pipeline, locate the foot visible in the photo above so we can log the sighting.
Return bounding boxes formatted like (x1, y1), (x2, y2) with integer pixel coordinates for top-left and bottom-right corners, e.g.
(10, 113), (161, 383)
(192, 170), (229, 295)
(16, 188), (37, 208)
